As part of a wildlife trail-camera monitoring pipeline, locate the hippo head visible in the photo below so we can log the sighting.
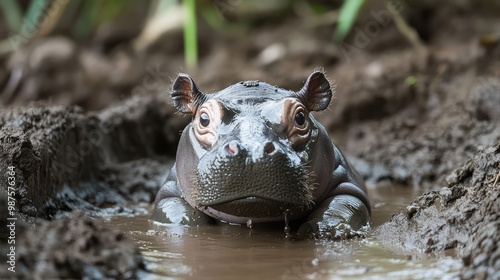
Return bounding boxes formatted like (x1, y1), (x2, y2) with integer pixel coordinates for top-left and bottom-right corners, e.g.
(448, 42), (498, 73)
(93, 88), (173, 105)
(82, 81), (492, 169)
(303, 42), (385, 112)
(172, 71), (333, 224)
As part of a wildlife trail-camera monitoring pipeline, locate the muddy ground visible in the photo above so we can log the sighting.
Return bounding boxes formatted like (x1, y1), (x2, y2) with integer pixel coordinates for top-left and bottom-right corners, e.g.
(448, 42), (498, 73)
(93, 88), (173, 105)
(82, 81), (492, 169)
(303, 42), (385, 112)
(1, 3), (500, 279)
(376, 144), (500, 279)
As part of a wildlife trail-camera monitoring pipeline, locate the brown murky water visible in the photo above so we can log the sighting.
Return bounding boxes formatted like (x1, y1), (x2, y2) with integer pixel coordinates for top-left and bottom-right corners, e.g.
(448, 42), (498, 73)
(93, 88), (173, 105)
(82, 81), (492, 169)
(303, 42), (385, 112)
(103, 185), (462, 279)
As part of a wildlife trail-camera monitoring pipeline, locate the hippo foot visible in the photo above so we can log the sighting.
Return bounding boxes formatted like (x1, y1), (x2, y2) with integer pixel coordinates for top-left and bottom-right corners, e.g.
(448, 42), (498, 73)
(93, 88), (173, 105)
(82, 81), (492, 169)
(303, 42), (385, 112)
(151, 197), (214, 226)
(296, 195), (370, 240)
(297, 219), (368, 240)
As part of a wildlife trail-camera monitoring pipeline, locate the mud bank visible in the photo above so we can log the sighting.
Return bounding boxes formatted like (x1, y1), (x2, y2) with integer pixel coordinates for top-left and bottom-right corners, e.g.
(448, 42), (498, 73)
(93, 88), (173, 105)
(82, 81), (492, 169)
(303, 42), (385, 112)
(0, 95), (183, 278)
(2, 190), (147, 279)
(329, 51), (500, 189)
(0, 94), (183, 220)
(16, 213), (146, 279)
(376, 144), (500, 279)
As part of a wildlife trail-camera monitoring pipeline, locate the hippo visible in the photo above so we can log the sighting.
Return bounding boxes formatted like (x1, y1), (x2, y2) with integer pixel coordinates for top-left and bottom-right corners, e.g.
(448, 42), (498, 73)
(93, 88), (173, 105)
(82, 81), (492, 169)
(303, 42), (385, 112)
(152, 71), (370, 238)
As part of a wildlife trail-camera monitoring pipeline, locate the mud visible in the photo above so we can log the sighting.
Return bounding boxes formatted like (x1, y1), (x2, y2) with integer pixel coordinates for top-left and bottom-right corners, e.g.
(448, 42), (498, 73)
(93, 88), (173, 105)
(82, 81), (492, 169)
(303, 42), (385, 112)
(14, 212), (146, 279)
(329, 52), (500, 189)
(0, 95), (179, 220)
(376, 145), (500, 279)
(0, 3), (500, 279)
(0, 96), (180, 278)
(0, 191), (147, 279)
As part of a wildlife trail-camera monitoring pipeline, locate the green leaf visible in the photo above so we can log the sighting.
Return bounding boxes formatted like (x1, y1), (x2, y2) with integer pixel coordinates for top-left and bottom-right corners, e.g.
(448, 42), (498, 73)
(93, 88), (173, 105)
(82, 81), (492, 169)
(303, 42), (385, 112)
(73, 0), (103, 38)
(333, 0), (365, 43)
(0, 1), (23, 32)
(183, 0), (198, 68)
(405, 75), (417, 87)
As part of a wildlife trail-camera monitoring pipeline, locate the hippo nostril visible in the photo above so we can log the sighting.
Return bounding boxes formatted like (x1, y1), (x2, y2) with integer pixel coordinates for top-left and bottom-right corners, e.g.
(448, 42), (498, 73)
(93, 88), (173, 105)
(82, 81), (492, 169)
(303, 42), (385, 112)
(226, 141), (239, 156)
(264, 142), (275, 155)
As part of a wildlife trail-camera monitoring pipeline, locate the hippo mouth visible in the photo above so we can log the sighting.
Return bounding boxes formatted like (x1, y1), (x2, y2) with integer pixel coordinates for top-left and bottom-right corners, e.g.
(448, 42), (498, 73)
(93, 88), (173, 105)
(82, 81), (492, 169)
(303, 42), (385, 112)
(206, 196), (299, 218)
(192, 146), (317, 221)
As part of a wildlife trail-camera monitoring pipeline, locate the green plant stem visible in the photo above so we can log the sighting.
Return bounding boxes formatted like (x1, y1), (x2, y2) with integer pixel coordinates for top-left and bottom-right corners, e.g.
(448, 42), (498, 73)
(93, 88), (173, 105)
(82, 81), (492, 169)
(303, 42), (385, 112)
(333, 0), (365, 43)
(23, 0), (50, 31)
(0, 1), (23, 32)
(183, 0), (198, 68)
(74, 0), (103, 38)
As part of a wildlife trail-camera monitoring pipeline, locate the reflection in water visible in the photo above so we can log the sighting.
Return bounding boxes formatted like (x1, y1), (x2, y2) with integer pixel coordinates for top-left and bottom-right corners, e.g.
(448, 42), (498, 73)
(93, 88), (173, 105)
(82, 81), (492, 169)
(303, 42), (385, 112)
(103, 185), (462, 279)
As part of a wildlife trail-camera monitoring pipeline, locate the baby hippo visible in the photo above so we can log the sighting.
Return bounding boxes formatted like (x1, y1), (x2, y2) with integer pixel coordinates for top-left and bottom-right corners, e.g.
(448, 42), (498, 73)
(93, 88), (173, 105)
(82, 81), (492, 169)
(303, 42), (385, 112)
(152, 71), (370, 238)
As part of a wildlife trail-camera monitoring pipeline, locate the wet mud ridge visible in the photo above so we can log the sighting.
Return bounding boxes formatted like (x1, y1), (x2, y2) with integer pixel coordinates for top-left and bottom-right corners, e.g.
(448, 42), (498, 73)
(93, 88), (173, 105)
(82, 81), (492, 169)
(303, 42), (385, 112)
(377, 144), (500, 279)
(16, 212), (145, 279)
(0, 94), (178, 219)
(0, 94), (184, 278)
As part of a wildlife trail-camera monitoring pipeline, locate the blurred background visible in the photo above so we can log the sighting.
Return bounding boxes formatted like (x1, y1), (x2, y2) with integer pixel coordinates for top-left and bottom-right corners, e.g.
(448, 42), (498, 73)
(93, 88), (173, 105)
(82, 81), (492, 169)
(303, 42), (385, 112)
(0, 0), (498, 110)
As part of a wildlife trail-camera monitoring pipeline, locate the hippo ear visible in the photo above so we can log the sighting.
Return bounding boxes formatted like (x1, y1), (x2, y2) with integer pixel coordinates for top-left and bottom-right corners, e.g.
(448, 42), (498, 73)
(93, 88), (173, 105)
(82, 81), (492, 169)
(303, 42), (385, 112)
(295, 71), (332, 111)
(171, 73), (207, 114)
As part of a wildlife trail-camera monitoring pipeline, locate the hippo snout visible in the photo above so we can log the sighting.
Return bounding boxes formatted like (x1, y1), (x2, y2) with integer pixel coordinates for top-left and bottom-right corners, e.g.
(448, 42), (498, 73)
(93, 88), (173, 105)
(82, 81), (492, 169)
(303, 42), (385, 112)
(221, 139), (280, 165)
(224, 140), (276, 157)
(193, 138), (316, 218)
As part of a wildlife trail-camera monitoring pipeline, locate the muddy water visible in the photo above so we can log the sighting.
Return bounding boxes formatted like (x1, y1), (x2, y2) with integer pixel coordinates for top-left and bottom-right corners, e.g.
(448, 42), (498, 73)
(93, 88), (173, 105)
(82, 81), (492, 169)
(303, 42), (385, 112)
(103, 186), (462, 279)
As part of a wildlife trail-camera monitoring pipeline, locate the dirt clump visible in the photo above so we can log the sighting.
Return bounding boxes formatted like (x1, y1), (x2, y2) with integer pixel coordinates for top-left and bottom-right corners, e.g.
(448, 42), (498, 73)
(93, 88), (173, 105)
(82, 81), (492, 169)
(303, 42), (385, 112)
(13, 212), (146, 280)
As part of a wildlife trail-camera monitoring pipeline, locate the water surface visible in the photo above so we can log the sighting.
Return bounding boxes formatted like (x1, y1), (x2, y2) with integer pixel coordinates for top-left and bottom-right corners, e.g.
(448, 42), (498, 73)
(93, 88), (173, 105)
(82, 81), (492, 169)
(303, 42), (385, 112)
(103, 185), (462, 279)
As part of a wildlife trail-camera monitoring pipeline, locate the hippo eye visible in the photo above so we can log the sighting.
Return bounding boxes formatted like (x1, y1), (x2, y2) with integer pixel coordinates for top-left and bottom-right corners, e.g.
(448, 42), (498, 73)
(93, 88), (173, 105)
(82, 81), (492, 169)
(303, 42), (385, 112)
(294, 111), (306, 126)
(200, 112), (210, 127)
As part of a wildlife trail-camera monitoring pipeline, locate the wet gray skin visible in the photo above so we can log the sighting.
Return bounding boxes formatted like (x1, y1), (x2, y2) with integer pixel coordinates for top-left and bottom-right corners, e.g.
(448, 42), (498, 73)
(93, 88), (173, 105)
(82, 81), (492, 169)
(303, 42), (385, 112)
(152, 71), (371, 238)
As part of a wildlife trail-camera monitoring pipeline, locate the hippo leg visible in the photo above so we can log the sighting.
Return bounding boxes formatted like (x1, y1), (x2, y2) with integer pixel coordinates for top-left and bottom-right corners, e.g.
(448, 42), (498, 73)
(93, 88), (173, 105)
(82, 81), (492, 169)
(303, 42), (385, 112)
(151, 197), (214, 226)
(297, 194), (370, 239)
(151, 169), (214, 226)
